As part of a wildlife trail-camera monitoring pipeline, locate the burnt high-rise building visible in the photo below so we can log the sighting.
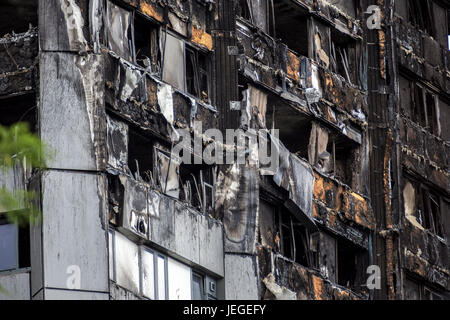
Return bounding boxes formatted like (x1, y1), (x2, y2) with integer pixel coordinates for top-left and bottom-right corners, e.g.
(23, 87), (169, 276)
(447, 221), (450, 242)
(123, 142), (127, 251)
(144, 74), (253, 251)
(0, 0), (448, 300)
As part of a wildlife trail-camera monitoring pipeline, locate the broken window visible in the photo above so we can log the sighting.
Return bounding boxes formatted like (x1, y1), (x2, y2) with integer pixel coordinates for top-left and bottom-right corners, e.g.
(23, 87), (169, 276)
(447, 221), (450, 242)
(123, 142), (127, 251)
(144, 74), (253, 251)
(403, 176), (445, 238)
(186, 46), (210, 102)
(134, 13), (160, 72)
(273, 1), (309, 57)
(161, 32), (211, 103)
(419, 187), (444, 238)
(179, 164), (215, 214)
(0, 0), (37, 37)
(330, 36), (356, 84)
(238, 0), (272, 33)
(154, 145), (180, 199)
(336, 237), (368, 292)
(404, 275), (445, 300)
(128, 128), (154, 183)
(308, 122), (355, 185)
(407, 0), (435, 36)
(411, 83), (439, 135)
(259, 198), (314, 267)
(105, 1), (133, 61)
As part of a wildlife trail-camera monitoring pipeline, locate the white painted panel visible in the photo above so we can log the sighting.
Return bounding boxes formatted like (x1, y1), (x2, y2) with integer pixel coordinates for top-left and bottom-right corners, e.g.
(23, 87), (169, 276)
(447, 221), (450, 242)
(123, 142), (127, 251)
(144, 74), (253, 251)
(141, 248), (155, 300)
(114, 231), (140, 294)
(167, 258), (191, 300)
(157, 255), (166, 300)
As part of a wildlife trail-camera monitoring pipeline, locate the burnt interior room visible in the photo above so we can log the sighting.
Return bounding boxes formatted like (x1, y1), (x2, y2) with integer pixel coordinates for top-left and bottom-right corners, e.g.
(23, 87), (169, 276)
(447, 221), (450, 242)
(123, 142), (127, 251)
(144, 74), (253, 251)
(330, 28), (357, 84)
(128, 128), (154, 182)
(266, 96), (312, 160)
(0, 0), (38, 37)
(134, 13), (159, 70)
(0, 94), (37, 132)
(273, 0), (309, 57)
(337, 237), (368, 292)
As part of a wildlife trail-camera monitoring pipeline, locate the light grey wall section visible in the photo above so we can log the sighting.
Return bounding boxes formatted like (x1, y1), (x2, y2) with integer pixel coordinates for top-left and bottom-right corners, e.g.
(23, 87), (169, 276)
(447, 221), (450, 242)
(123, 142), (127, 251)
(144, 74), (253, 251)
(41, 171), (109, 293)
(0, 271), (31, 300)
(40, 52), (105, 171)
(148, 198), (224, 277)
(44, 289), (109, 300)
(224, 254), (259, 300)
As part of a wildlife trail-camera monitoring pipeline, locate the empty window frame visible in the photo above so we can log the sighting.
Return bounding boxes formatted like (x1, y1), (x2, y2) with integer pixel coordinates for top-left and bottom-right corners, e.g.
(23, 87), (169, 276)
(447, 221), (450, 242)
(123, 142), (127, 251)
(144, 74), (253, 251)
(419, 186), (444, 238)
(404, 276), (445, 300)
(411, 84), (439, 135)
(272, 1), (309, 57)
(128, 128), (154, 183)
(134, 13), (160, 72)
(336, 237), (368, 291)
(259, 198), (313, 267)
(154, 145), (180, 199)
(330, 36), (356, 84)
(161, 31), (211, 102)
(403, 178), (445, 238)
(105, 1), (134, 61)
(0, 215), (31, 272)
(407, 0), (435, 36)
(179, 164), (215, 213)
(238, 0), (272, 33)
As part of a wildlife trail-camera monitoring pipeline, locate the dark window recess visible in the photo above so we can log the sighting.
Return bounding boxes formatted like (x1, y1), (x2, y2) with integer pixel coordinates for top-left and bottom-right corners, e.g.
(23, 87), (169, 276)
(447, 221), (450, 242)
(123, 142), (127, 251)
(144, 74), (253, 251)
(179, 164), (215, 214)
(407, 0), (435, 36)
(107, 174), (124, 225)
(134, 14), (159, 72)
(419, 187), (444, 238)
(0, 0), (37, 37)
(404, 276), (445, 300)
(411, 84), (439, 135)
(186, 47), (210, 103)
(0, 94), (37, 132)
(273, 1), (309, 57)
(328, 139), (353, 186)
(238, 0), (252, 21)
(128, 129), (154, 183)
(330, 37), (356, 84)
(259, 199), (314, 268)
(337, 238), (368, 291)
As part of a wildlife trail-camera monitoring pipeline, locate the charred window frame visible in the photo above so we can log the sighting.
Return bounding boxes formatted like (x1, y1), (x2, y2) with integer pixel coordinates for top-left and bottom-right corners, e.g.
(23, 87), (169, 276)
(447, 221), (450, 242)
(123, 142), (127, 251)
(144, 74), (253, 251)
(411, 83), (440, 135)
(133, 12), (160, 72)
(128, 128), (154, 183)
(238, 0), (274, 34)
(404, 275), (446, 300)
(272, 1), (309, 57)
(161, 31), (212, 103)
(105, 1), (161, 69)
(259, 197), (316, 268)
(330, 35), (356, 85)
(185, 45), (211, 102)
(336, 237), (368, 292)
(407, 0), (435, 36)
(403, 175), (445, 238)
(179, 164), (215, 214)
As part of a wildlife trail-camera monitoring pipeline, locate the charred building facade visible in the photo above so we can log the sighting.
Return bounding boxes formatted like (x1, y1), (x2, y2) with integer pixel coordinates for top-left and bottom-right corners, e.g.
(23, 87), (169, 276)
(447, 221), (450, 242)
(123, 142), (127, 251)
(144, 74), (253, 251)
(0, 0), (449, 300)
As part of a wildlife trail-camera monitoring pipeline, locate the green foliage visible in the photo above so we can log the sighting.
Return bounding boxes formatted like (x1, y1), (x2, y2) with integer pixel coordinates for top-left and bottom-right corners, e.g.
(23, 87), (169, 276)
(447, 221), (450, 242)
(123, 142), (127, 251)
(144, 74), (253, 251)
(0, 122), (50, 169)
(0, 122), (52, 226)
